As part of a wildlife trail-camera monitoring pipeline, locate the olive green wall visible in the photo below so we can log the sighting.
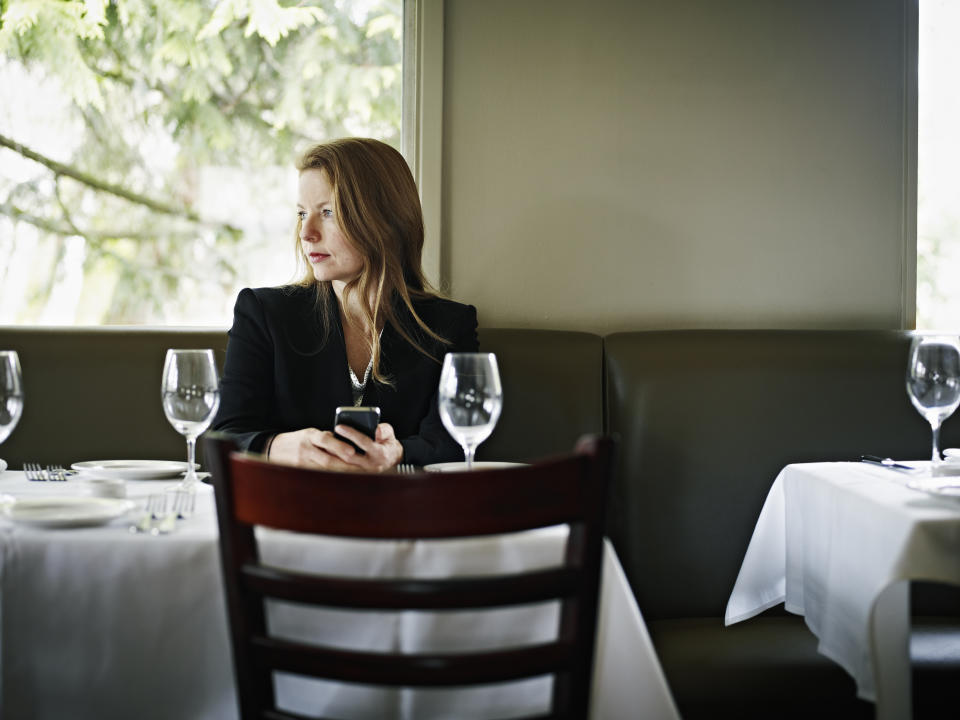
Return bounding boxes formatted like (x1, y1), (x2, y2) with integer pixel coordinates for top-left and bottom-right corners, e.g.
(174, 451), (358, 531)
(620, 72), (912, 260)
(441, 0), (914, 332)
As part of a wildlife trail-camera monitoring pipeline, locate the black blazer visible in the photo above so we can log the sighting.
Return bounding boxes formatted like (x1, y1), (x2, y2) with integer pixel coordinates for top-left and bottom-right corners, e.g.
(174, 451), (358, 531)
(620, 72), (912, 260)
(213, 285), (479, 466)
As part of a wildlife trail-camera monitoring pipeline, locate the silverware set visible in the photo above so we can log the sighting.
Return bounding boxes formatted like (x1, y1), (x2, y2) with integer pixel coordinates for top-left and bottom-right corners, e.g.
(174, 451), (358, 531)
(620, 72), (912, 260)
(24, 462), (69, 481)
(129, 491), (195, 535)
(21, 462), (195, 534)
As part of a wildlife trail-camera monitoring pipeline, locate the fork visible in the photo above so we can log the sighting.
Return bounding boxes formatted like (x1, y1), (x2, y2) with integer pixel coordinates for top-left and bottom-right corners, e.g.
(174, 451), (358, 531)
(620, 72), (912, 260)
(48, 464), (68, 481)
(152, 491), (195, 534)
(129, 494), (165, 534)
(24, 462), (47, 481)
(169, 489), (195, 520)
(397, 463), (417, 474)
(152, 497), (179, 535)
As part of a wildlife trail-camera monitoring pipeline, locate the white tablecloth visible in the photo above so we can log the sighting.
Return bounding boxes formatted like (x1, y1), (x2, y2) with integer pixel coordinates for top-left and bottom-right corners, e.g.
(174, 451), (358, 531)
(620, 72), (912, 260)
(0, 471), (678, 720)
(725, 462), (960, 720)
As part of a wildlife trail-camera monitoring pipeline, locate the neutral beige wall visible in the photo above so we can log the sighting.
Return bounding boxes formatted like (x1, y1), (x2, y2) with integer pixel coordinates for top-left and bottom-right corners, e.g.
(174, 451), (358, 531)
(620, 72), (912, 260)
(441, 0), (913, 332)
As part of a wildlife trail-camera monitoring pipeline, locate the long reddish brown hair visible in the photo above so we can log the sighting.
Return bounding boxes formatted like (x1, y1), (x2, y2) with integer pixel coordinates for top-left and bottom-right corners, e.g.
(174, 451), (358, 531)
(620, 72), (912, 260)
(294, 137), (447, 384)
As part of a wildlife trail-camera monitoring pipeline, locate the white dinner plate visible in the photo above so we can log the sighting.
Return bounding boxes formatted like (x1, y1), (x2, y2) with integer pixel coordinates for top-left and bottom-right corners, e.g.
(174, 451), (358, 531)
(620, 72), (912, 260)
(71, 460), (194, 480)
(423, 461), (528, 473)
(906, 479), (960, 501)
(0, 495), (136, 528)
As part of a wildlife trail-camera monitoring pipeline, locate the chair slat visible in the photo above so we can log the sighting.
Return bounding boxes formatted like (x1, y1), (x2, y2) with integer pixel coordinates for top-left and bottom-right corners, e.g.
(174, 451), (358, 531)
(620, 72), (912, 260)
(241, 563), (583, 609)
(230, 456), (590, 538)
(262, 708), (560, 720)
(251, 635), (576, 686)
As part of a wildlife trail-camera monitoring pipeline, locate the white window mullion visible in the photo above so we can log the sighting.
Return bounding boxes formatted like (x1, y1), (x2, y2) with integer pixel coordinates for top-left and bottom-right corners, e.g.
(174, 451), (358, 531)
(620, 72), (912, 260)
(403, 0), (444, 291)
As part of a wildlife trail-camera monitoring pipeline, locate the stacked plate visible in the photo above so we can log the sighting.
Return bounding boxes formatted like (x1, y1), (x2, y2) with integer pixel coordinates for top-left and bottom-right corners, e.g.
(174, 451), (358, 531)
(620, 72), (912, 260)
(71, 460), (198, 498)
(71, 460), (195, 480)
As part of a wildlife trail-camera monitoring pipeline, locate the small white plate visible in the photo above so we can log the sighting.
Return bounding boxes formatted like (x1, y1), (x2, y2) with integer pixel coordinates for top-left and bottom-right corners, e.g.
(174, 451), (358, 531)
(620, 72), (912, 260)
(906, 479), (960, 501)
(423, 461), (528, 473)
(0, 495), (136, 528)
(942, 448), (960, 463)
(71, 460), (194, 480)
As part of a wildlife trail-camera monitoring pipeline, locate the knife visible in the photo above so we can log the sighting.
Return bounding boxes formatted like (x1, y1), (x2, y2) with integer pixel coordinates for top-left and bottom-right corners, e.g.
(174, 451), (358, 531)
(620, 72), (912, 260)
(859, 455), (917, 472)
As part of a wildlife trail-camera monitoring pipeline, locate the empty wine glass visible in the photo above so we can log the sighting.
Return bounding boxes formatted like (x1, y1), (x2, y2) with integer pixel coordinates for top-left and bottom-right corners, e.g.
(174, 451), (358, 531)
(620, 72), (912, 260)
(0, 351), (24, 470)
(906, 334), (960, 466)
(438, 353), (503, 469)
(161, 349), (220, 491)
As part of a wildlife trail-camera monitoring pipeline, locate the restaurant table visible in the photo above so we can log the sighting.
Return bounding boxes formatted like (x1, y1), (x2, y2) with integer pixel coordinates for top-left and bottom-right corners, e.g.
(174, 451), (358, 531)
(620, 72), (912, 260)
(725, 462), (960, 720)
(0, 471), (679, 720)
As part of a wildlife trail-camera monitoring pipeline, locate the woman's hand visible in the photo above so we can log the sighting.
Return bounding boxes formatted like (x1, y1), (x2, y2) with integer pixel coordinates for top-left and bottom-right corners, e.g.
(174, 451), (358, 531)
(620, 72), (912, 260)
(333, 422), (403, 471)
(267, 423), (402, 472)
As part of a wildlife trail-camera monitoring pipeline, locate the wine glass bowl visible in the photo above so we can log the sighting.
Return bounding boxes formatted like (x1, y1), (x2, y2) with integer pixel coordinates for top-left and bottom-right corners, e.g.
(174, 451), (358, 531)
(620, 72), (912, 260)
(0, 352), (24, 463)
(905, 334), (960, 465)
(438, 353), (503, 469)
(161, 349), (220, 490)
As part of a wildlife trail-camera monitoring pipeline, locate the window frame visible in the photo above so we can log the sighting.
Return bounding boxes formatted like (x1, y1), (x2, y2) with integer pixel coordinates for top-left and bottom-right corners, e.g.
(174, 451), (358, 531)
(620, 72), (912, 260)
(403, 0), (444, 290)
(903, 0), (918, 329)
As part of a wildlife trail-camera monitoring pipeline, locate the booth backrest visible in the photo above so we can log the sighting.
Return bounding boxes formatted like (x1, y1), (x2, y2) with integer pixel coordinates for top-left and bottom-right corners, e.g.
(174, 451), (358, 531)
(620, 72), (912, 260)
(0, 326), (604, 470)
(603, 329), (960, 621)
(4, 325), (958, 622)
(0, 327), (228, 467)
(478, 328), (604, 462)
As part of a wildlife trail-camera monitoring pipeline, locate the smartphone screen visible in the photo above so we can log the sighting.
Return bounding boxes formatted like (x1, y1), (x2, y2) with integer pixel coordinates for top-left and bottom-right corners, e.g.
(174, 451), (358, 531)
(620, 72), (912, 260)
(334, 406), (381, 454)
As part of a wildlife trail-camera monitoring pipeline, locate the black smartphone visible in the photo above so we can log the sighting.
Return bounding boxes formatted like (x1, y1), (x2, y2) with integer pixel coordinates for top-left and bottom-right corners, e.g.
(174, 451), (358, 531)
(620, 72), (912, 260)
(334, 406), (381, 454)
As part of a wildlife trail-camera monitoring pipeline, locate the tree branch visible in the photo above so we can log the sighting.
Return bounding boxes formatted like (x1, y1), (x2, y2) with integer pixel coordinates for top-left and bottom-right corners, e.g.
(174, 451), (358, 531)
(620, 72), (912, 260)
(0, 132), (241, 233)
(0, 201), (198, 241)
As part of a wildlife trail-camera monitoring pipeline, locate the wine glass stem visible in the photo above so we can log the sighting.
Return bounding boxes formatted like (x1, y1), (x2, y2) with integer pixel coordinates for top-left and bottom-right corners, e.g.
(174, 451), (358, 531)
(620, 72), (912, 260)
(930, 421), (942, 464)
(463, 444), (476, 469)
(184, 436), (198, 487)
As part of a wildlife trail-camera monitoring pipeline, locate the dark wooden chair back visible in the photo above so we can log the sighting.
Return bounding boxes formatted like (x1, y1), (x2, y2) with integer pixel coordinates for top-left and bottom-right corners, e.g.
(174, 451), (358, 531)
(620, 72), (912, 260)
(205, 432), (614, 720)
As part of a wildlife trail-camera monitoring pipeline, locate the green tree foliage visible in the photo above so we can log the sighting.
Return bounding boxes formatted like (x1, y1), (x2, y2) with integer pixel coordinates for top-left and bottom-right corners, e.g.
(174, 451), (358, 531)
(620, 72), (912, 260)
(0, 0), (402, 323)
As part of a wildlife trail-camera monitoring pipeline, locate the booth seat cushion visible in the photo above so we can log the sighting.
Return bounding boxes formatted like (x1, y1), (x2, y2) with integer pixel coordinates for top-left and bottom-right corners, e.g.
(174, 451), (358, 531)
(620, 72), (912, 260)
(911, 617), (960, 718)
(648, 615), (873, 719)
(649, 615), (960, 720)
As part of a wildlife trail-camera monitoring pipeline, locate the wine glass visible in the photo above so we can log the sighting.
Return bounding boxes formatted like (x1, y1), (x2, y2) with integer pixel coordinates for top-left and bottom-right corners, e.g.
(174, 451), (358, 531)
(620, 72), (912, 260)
(161, 349), (220, 491)
(438, 353), (503, 468)
(0, 351), (24, 471)
(905, 334), (960, 466)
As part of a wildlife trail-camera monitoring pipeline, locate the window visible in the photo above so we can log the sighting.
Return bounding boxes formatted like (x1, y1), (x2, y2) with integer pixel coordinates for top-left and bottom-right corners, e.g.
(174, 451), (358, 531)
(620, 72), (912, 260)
(0, 0), (403, 325)
(916, 0), (960, 330)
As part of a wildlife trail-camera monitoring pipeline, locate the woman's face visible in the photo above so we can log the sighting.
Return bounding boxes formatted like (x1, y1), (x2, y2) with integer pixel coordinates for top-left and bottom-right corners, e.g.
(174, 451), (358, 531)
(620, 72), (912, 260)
(298, 168), (364, 289)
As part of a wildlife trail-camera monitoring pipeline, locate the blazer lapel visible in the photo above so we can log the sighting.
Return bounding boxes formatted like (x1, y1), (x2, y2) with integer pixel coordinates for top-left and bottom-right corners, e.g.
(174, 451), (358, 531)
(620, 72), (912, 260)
(278, 289), (354, 412)
(364, 322), (404, 415)
(327, 303), (356, 408)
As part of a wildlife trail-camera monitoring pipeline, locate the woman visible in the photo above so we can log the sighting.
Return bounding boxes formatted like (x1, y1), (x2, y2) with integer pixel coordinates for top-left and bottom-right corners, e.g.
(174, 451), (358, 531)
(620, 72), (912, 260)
(213, 138), (478, 470)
